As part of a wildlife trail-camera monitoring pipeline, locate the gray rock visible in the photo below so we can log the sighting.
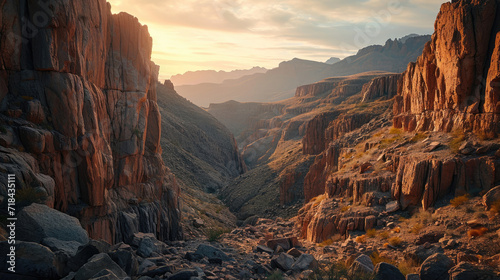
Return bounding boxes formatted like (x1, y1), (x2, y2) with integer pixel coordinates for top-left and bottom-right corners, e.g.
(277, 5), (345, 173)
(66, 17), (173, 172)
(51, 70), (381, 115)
(109, 248), (139, 276)
(349, 254), (374, 277)
(405, 245), (444, 264)
(18, 126), (45, 153)
(256, 245), (274, 255)
(168, 269), (198, 280)
(386, 201), (400, 213)
(449, 262), (499, 280)
(42, 237), (82, 257)
(89, 269), (121, 280)
(271, 253), (295, 271)
(420, 253), (454, 280)
(137, 237), (156, 258)
(194, 244), (231, 261)
(142, 265), (172, 277)
(17, 203), (89, 244)
(138, 259), (155, 275)
(0, 241), (60, 279)
(407, 274), (420, 280)
(291, 254), (318, 272)
(74, 253), (127, 280)
(68, 240), (112, 272)
(373, 262), (405, 280)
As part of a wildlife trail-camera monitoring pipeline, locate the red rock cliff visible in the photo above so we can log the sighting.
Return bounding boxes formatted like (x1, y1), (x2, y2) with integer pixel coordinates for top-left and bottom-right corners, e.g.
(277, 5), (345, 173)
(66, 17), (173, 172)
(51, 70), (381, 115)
(394, 0), (500, 134)
(0, 0), (181, 243)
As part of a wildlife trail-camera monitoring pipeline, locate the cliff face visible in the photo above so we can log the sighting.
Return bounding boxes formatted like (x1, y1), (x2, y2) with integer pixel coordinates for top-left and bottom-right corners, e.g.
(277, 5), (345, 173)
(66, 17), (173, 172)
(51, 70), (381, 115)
(0, 0), (181, 243)
(394, 0), (500, 134)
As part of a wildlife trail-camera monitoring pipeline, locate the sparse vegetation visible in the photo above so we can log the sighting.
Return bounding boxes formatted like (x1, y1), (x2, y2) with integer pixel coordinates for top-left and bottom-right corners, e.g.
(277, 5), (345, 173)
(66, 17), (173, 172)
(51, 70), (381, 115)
(267, 271), (284, 280)
(397, 259), (419, 276)
(410, 223), (424, 234)
(410, 132), (427, 143)
(355, 234), (367, 244)
(449, 129), (465, 153)
(366, 228), (377, 238)
(388, 236), (402, 247)
(206, 227), (230, 242)
(389, 127), (403, 135)
(340, 205), (351, 213)
(450, 194), (469, 208)
(379, 230), (390, 240)
(312, 194), (327, 207)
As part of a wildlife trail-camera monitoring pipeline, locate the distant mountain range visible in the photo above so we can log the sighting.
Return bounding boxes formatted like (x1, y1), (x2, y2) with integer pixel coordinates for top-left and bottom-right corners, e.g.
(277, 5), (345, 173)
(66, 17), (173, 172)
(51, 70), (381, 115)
(175, 34), (431, 107)
(170, 67), (267, 86)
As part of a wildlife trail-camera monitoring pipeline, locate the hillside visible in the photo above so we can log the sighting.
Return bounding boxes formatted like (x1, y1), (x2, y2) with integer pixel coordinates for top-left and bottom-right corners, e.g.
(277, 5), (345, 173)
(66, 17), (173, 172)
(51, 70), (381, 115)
(170, 67), (267, 86)
(177, 35), (430, 107)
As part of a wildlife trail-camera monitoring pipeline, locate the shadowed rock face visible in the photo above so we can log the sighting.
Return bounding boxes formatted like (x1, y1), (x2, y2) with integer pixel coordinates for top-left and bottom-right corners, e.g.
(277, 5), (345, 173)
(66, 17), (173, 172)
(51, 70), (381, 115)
(394, 0), (500, 135)
(0, 0), (181, 243)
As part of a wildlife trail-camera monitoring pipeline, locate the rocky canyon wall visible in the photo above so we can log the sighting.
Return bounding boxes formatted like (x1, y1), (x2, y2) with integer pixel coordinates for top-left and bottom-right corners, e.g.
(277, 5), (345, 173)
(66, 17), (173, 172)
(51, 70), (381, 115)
(0, 0), (181, 243)
(394, 0), (500, 134)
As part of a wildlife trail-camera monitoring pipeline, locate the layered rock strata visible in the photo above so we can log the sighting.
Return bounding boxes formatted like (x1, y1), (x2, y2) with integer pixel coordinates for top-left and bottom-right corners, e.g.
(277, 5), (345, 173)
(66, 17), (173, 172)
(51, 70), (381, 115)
(0, 0), (181, 243)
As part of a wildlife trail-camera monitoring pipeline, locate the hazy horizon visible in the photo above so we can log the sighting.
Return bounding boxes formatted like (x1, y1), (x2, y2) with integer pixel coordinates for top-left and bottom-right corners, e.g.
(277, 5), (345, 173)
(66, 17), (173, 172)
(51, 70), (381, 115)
(107, 0), (444, 81)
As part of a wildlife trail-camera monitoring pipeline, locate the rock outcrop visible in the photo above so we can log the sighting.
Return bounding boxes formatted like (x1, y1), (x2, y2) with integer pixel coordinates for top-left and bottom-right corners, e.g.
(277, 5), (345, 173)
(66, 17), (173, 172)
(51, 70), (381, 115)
(0, 0), (181, 243)
(361, 74), (401, 102)
(394, 0), (500, 135)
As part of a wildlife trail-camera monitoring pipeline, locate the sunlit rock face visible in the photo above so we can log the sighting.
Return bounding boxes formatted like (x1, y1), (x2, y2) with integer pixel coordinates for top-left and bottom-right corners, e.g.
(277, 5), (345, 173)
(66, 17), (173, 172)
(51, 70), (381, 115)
(0, 0), (181, 243)
(394, 0), (500, 135)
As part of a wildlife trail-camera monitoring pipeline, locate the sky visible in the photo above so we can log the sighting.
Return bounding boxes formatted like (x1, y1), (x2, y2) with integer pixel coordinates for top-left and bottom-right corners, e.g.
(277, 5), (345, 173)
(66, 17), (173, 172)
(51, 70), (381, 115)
(107, 0), (444, 81)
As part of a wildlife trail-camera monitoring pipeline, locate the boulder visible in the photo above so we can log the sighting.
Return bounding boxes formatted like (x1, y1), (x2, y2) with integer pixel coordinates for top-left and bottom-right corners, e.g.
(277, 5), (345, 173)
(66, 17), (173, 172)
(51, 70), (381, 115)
(420, 253), (454, 280)
(17, 203), (88, 245)
(168, 269), (198, 280)
(449, 262), (499, 280)
(483, 185), (500, 210)
(74, 253), (127, 280)
(349, 254), (374, 277)
(194, 244), (231, 262)
(0, 241), (60, 279)
(271, 253), (295, 271)
(88, 269), (121, 280)
(373, 262), (405, 280)
(291, 254), (318, 272)
(42, 237), (82, 257)
(109, 248), (139, 276)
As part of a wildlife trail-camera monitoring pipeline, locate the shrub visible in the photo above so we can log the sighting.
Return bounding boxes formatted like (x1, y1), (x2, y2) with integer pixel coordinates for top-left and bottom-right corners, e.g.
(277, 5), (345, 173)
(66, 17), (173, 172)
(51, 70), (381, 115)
(355, 235), (367, 244)
(312, 194), (327, 207)
(366, 228), (377, 238)
(467, 227), (488, 238)
(410, 223), (424, 234)
(379, 231), (390, 240)
(206, 227), (229, 242)
(450, 194), (469, 208)
(388, 236), (402, 247)
(319, 238), (334, 247)
(267, 271), (283, 280)
(398, 259), (419, 276)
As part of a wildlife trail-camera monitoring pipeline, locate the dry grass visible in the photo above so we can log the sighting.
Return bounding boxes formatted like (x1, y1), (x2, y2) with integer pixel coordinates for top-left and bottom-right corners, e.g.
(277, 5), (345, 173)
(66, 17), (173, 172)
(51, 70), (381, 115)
(410, 223), (424, 234)
(340, 205), (351, 213)
(311, 194), (327, 207)
(355, 235), (367, 244)
(398, 259), (419, 276)
(366, 228), (377, 238)
(450, 194), (469, 208)
(389, 127), (403, 135)
(476, 131), (497, 140)
(379, 231), (390, 240)
(388, 236), (402, 247)
(410, 132), (427, 143)
(449, 129), (465, 153)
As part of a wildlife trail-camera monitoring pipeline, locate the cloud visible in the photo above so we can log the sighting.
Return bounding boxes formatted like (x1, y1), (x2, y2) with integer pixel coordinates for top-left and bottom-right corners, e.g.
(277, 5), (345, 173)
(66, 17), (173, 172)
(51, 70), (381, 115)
(107, 0), (445, 77)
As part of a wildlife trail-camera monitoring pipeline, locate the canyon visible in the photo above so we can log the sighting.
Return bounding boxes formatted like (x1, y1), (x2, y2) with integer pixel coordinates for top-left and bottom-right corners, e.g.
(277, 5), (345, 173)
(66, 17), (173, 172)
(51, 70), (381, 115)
(0, 0), (500, 279)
